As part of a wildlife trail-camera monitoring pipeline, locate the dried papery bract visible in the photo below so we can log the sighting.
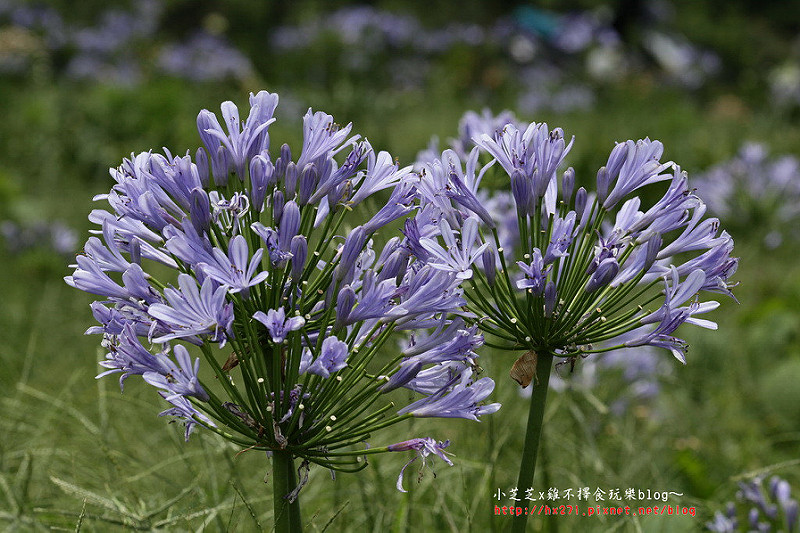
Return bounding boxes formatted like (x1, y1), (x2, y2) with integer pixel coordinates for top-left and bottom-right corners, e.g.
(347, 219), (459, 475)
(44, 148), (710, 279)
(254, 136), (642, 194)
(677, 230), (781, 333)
(66, 92), (501, 532)
(411, 110), (738, 532)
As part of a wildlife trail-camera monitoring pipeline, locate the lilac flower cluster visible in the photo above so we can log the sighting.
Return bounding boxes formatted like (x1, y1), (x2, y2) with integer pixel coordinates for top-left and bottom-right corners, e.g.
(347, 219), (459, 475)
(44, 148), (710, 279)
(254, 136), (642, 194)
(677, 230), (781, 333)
(707, 475), (799, 532)
(693, 143), (800, 248)
(0, 1), (252, 84)
(66, 91), (499, 492)
(412, 110), (737, 372)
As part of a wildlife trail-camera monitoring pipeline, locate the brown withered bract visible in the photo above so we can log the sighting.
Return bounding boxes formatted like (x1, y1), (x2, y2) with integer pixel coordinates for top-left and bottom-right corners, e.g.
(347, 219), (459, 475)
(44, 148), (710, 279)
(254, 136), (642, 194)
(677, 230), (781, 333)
(221, 352), (240, 372)
(510, 350), (538, 388)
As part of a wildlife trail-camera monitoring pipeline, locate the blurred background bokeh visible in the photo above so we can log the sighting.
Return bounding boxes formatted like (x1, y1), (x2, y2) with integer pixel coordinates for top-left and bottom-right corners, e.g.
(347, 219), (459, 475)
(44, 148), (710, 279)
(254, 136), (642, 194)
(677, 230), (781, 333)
(1, 0), (799, 531)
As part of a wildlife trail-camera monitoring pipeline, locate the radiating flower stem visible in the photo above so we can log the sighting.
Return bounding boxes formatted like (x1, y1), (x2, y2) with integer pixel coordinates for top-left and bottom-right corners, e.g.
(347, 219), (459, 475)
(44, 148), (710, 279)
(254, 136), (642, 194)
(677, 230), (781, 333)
(511, 352), (554, 533)
(272, 450), (302, 533)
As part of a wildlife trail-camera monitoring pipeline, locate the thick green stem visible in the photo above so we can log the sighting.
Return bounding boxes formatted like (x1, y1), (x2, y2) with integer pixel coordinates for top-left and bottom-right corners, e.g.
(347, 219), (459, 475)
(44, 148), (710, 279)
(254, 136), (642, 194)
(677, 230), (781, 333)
(272, 450), (302, 533)
(511, 352), (554, 533)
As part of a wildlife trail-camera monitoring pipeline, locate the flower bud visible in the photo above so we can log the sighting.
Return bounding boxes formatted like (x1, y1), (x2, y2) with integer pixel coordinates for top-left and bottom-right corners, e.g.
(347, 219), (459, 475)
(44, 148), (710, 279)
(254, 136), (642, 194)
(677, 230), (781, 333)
(585, 257), (619, 293)
(544, 280), (557, 317)
(510, 169), (530, 217)
(336, 226), (367, 281)
(290, 235), (307, 281)
(195, 147), (210, 188)
(562, 167), (575, 205)
(190, 187), (211, 234)
(279, 201), (301, 250)
(297, 163), (318, 206)
(481, 245), (497, 286)
(575, 187), (588, 220)
(249, 155), (273, 212)
(285, 162), (299, 198)
(272, 190), (285, 224)
(377, 249), (408, 282)
(280, 143), (292, 169)
(334, 285), (356, 329)
(596, 167), (610, 205)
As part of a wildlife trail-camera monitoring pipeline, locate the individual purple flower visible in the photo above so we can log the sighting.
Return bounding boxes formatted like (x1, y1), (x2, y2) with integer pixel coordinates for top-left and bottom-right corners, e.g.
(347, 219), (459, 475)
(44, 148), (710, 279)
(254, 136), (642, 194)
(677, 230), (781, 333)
(398, 368), (500, 421)
(420, 217), (487, 280)
(253, 308), (305, 344)
(297, 109), (358, 167)
(143, 344), (209, 401)
(388, 437), (453, 492)
(96, 324), (173, 388)
(362, 179), (416, 233)
(158, 392), (216, 442)
(601, 139), (673, 209)
(542, 211), (576, 264)
(197, 91), (278, 180)
(349, 149), (414, 205)
(387, 267), (466, 324)
(198, 234), (269, 296)
(306, 337), (349, 378)
(148, 274), (233, 346)
(516, 250), (550, 294)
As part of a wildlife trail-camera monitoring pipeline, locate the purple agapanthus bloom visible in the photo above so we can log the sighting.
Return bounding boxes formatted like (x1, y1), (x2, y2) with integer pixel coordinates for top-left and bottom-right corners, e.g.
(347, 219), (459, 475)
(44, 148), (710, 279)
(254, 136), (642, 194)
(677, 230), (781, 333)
(516, 250), (550, 294)
(419, 217), (487, 280)
(197, 91), (278, 180)
(143, 344), (209, 401)
(253, 308), (305, 343)
(148, 274), (233, 346)
(388, 437), (453, 492)
(96, 324), (173, 388)
(198, 234), (269, 296)
(68, 90), (500, 493)
(158, 392), (216, 442)
(398, 368), (500, 421)
(306, 337), (349, 378)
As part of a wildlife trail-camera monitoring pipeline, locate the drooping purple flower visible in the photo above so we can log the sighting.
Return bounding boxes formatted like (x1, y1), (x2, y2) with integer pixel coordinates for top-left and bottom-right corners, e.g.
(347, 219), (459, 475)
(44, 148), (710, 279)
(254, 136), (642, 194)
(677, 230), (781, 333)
(585, 257), (620, 293)
(96, 324), (172, 388)
(362, 179), (416, 233)
(143, 344), (209, 401)
(388, 437), (453, 492)
(398, 368), (500, 420)
(253, 308), (305, 343)
(158, 392), (216, 442)
(148, 274), (233, 346)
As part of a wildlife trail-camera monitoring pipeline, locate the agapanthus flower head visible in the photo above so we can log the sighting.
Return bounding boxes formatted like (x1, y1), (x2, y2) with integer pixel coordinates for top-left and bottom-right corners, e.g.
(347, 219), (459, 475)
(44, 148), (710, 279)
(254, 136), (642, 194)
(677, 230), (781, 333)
(414, 117), (737, 377)
(66, 91), (499, 504)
